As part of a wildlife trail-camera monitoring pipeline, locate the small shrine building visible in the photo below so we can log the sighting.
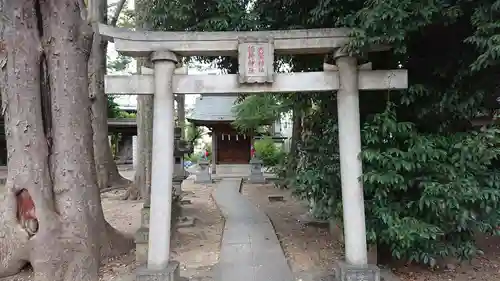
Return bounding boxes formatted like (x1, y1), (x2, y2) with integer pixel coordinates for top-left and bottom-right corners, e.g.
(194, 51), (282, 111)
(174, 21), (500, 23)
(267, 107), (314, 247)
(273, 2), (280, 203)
(187, 94), (252, 174)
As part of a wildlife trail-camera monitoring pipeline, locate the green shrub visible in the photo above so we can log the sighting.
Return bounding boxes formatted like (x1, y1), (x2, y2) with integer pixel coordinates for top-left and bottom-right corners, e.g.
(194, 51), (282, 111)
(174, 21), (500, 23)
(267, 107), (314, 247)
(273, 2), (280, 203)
(360, 107), (500, 265)
(294, 101), (500, 265)
(270, 152), (292, 189)
(254, 137), (284, 167)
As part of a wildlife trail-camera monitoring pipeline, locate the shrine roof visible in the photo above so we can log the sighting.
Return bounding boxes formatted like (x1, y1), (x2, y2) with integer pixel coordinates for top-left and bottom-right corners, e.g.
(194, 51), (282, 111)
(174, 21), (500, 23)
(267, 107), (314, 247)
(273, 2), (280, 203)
(187, 95), (239, 123)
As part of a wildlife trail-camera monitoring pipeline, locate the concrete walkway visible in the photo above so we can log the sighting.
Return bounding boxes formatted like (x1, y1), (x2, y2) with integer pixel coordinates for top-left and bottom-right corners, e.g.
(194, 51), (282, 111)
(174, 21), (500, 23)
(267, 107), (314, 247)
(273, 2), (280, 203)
(213, 178), (294, 281)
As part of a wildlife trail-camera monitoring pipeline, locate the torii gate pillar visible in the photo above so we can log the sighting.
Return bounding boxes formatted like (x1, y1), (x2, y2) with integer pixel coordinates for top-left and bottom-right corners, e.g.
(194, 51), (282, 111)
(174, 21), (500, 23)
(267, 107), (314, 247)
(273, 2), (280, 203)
(143, 50), (179, 275)
(334, 50), (380, 280)
(335, 50), (367, 265)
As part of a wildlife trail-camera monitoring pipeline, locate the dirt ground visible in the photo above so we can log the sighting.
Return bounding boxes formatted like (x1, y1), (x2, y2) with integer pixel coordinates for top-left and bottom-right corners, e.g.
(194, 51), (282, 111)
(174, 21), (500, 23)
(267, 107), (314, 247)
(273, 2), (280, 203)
(171, 181), (223, 281)
(394, 234), (500, 281)
(242, 183), (342, 279)
(0, 179), (223, 281)
(242, 182), (500, 281)
(5, 177), (500, 281)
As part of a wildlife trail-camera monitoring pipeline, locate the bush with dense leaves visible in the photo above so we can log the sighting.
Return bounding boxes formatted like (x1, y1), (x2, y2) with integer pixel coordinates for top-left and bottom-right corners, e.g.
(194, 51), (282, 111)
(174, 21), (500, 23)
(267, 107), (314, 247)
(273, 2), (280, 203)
(254, 137), (284, 167)
(363, 105), (500, 265)
(294, 101), (500, 265)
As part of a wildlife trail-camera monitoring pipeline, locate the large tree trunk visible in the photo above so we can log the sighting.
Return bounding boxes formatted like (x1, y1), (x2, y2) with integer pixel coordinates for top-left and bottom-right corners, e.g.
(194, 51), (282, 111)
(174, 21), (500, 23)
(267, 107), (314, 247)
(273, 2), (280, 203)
(286, 101), (303, 184)
(123, 0), (152, 200)
(89, 0), (131, 190)
(290, 108), (301, 156)
(123, 85), (153, 200)
(0, 1), (132, 280)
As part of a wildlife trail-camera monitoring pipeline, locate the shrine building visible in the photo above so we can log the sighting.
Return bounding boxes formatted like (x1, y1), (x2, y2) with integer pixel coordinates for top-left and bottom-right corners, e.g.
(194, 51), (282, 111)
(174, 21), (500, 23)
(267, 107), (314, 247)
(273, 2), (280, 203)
(187, 94), (254, 173)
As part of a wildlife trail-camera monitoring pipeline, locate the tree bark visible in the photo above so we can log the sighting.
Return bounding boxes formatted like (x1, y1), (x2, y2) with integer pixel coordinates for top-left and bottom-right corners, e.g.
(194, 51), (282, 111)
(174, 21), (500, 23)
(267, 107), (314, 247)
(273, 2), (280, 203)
(123, 80), (153, 200)
(290, 108), (300, 156)
(89, 0), (131, 190)
(123, 0), (152, 200)
(0, 0), (132, 280)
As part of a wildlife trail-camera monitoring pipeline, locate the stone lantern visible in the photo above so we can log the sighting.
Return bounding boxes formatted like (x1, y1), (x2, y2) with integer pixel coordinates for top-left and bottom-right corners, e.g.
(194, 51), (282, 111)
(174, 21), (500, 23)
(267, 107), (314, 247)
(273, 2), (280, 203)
(173, 127), (193, 198)
(248, 156), (266, 183)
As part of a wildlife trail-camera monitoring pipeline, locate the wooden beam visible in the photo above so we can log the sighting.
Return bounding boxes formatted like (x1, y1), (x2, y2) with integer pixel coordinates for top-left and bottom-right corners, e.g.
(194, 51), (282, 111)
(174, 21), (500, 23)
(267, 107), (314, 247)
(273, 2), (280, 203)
(105, 70), (408, 95)
(98, 24), (389, 57)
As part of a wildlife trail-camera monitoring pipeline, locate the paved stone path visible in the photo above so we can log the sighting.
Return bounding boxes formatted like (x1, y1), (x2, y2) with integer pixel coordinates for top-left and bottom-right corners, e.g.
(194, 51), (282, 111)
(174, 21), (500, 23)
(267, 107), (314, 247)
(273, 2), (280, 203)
(213, 178), (294, 281)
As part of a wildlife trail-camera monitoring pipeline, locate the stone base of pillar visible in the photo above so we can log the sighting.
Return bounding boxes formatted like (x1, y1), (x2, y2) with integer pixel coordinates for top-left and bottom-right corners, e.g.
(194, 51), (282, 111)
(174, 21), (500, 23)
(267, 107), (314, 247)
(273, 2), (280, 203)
(135, 201), (181, 265)
(249, 176), (266, 184)
(335, 262), (380, 281)
(248, 158), (266, 184)
(329, 218), (343, 244)
(248, 173), (266, 184)
(172, 178), (183, 198)
(171, 200), (182, 226)
(195, 159), (213, 183)
(137, 201), (151, 264)
(173, 172), (185, 182)
(194, 177), (213, 184)
(141, 206), (150, 228)
(135, 226), (149, 264)
(173, 157), (185, 182)
(136, 261), (182, 281)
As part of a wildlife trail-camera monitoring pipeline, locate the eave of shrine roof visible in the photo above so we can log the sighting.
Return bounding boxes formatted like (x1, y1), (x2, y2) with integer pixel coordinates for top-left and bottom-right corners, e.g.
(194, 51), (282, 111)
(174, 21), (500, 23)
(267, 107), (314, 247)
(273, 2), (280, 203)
(187, 95), (239, 122)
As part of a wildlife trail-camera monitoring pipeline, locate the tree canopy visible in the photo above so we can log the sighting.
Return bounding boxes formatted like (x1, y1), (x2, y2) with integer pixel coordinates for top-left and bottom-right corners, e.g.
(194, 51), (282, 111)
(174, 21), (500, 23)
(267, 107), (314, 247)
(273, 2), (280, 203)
(231, 94), (282, 133)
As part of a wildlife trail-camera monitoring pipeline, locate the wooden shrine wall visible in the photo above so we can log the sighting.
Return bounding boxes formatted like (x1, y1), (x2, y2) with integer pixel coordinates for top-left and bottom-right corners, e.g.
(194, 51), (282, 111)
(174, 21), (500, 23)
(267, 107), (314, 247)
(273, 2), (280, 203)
(213, 123), (251, 164)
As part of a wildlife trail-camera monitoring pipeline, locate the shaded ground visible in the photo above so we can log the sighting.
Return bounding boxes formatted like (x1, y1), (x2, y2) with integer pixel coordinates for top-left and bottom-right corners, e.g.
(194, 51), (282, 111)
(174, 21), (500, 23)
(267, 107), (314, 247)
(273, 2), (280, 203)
(242, 182), (500, 281)
(0, 176), (223, 281)
(172, 180), (223, 280)
(394, 234), (500, 281)
(97, 179), (223, 281)
(5, 172), (500, 281)
(242, 183), (343, 279)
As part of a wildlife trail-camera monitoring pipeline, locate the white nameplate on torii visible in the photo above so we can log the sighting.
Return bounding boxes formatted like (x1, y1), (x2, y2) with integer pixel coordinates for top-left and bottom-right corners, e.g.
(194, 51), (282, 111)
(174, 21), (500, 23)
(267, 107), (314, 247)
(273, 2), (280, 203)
(238, 38), (275, 84)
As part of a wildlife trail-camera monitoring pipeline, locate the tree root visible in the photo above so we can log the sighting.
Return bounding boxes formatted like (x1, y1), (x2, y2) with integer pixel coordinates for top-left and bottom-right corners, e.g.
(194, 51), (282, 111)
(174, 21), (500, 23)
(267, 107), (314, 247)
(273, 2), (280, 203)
(0, 192), (134, 278)
(0, 191), (30, 278)
(99, 181), (142, 200)
(99, 175), (133, 194)
(121, 183), (141, 200)
(99, 184), (130, 194)
(100, 221), (134, 258)
(109, 175), (132, 187)
(108, 167), (132, 186)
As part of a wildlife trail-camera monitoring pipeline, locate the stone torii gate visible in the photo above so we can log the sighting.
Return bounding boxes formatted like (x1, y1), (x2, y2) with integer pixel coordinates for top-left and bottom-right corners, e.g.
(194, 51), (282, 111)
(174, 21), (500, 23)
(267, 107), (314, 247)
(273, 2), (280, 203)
(100, 23), (407, 281)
